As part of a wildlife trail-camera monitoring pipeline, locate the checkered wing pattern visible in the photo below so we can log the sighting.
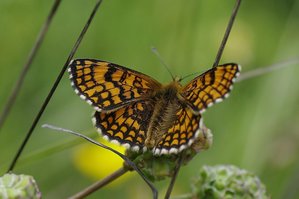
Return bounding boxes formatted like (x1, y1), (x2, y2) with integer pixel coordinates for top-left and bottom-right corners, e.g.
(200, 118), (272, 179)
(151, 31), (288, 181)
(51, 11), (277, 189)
(68, 59), (161, 112)
(154, 106), (202, 154)
(181, 63), (240, 113)
(93, 101), (153, 151)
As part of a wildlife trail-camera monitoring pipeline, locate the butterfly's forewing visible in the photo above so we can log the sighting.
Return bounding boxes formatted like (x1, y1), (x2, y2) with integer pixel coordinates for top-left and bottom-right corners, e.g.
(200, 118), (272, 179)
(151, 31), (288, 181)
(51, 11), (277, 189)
(68, 59), (161, 112)
(154, 106), (202, 155)
(93, 100), (153, 151)
(181, 63), (241, 113)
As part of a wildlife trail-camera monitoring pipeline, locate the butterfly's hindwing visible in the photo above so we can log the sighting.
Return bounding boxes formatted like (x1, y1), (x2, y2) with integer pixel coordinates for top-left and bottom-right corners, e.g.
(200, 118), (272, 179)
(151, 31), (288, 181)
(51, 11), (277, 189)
(181, 63), (240, 113)
(153, 106), (202, 155)
(68, 59), (161, 112)
(93, 100), (153, 151)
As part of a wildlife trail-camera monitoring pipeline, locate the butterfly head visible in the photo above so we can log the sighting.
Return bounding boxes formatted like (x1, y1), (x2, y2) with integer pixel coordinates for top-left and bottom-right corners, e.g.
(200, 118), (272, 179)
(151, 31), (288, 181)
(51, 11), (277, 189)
(169, 76), (183, 89)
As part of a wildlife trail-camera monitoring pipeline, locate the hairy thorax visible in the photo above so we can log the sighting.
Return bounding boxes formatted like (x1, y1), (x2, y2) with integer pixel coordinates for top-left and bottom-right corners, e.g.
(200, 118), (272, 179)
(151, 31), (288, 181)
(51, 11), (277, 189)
(145, 81), (184, 148)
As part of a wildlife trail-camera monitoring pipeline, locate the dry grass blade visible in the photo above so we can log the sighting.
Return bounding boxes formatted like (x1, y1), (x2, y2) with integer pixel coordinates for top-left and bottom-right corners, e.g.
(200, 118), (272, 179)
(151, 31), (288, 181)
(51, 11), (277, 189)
(7, 0), (104, 172)
(237, 57), (299, 82)
(164, 154), (184, 199)
(213, 0), (241, 67)
(0, 0), (62, 132)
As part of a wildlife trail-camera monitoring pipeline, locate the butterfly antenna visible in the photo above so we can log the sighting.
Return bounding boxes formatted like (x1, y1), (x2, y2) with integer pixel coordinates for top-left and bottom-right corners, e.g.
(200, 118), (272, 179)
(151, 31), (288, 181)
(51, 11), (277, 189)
(151, 46), (175, 81)
(213, 0), (242, 68)
(180, 71), (201, 81)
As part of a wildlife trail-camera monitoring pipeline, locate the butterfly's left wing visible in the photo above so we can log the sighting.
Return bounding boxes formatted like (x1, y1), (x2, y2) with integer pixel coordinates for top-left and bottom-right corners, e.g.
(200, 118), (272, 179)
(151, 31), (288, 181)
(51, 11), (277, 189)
(68, 59), (162, 112)
(181, 63), (241, 113)
(153, 106), (202, 155)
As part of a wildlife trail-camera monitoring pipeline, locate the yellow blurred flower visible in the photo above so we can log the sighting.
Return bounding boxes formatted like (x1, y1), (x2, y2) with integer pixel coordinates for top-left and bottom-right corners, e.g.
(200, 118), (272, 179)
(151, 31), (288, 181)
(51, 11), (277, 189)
(73, 137), (131, 185)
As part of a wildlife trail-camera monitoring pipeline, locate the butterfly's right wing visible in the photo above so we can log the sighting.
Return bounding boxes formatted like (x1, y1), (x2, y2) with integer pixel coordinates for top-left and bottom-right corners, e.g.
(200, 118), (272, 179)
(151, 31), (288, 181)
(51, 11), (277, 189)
(153, 105), (202, 155)
(181, 63), (241, 113)
(153, 64), (240, 155)
(68, 59), (162, 112)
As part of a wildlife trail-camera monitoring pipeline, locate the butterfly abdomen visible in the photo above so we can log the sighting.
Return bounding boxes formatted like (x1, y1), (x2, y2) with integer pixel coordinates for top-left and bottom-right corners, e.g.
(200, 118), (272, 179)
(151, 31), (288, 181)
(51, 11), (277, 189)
(145, 82), (182, 149)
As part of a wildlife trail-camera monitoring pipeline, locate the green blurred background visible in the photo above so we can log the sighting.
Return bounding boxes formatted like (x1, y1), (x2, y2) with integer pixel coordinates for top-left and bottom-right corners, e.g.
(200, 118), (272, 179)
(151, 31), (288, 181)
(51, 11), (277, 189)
(1, 0), (299, 198)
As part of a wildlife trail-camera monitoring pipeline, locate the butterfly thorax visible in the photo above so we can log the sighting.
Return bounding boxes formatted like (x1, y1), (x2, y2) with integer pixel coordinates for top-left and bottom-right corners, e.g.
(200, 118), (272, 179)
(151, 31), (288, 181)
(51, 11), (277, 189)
(145, 81), (183, 148)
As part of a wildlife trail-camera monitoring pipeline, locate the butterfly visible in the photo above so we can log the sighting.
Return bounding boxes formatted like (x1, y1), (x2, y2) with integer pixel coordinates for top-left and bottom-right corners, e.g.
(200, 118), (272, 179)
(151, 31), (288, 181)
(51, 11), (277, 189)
(68, 59), (240, 155)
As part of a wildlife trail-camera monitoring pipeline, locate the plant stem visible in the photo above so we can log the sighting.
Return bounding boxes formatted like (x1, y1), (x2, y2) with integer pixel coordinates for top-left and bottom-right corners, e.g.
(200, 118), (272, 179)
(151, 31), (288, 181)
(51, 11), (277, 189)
(69, 167), (128, 199)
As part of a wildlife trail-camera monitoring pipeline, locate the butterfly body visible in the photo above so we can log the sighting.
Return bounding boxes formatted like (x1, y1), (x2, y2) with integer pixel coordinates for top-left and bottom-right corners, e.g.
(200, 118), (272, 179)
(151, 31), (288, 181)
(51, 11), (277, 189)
(69, 59), (240, 155)
(145, 81), (184, 148)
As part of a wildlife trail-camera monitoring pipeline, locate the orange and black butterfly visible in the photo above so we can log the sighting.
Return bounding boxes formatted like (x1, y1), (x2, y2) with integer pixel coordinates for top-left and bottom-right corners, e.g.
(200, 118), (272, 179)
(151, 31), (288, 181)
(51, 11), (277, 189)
(68, 59), (240, 155)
